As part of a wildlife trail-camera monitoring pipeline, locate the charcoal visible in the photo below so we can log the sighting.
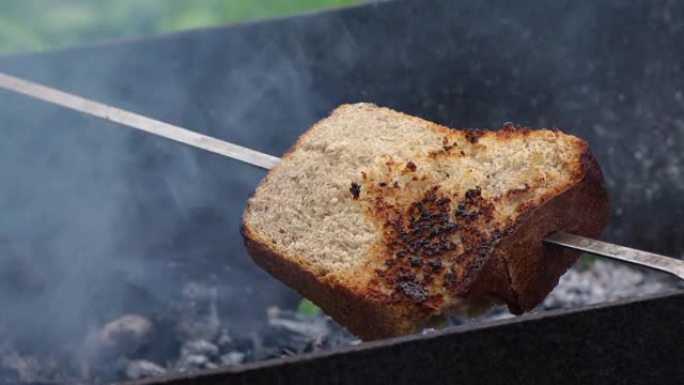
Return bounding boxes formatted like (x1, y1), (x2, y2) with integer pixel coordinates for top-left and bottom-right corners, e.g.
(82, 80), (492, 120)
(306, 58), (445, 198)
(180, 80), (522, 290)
(84, 314), (153, 359)
(180, 340), (219, 359)
(221, 335), (256, 357)
(174, 282), (221, 341)
(124, 359), (166, 380)
(1, 263), (672, 384)
(249, 346), (284, 361)
(320, 321), (357, 349)
(253, 307), (335, 357)
(266, 307), (330, 339)
(0, 343), (60, 383)
(219, 352), (245, 366)
(543, 260), (672, 309)
(215, 328), (233, 350)
(302, 335), (326, 353)
(176, 354), (211, 371)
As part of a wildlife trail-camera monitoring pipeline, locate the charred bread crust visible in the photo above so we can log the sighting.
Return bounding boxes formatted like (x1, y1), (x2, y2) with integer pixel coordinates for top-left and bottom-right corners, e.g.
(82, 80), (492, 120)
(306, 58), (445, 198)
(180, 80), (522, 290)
(241, 104), (611, 340)
(492, 148), (610, 312)
(241, 224), (423, 339)
(468, 147), (610, 313)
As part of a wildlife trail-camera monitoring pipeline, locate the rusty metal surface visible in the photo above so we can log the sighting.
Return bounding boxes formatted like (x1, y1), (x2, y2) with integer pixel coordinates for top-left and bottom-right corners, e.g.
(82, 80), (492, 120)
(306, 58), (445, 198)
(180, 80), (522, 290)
(123, 291), (684, 385)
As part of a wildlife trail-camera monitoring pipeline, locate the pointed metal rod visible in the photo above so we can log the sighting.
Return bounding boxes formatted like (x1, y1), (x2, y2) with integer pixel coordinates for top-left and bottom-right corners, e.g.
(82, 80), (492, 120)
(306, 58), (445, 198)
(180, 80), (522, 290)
(0, 72), (280, 169)
(544, 231), (684, 280)
(1, 71), (681, 279)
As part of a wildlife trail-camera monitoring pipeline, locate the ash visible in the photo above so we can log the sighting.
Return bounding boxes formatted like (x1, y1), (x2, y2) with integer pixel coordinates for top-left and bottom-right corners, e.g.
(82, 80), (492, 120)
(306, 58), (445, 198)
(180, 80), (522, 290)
(0, 261), (678, 384)
(541, 259), (677, 309)
(0, 281), (356, 384)
(452, 259), (679, 326)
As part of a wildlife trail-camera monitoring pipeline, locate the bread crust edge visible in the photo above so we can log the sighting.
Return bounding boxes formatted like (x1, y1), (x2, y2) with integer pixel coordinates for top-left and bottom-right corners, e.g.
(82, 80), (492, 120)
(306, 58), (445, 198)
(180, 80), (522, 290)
(241, 104), (611, 340)
(469, 147), (611, 313)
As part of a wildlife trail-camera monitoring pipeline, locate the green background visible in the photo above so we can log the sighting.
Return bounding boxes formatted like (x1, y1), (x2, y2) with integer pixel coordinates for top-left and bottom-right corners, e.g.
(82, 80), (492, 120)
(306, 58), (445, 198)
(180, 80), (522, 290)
(0, 0), (362, 54)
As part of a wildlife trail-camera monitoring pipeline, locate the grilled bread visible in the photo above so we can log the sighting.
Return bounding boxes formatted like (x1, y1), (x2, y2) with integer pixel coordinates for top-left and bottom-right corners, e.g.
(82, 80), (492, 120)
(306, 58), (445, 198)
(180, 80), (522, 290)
(241, 103), (610, 340)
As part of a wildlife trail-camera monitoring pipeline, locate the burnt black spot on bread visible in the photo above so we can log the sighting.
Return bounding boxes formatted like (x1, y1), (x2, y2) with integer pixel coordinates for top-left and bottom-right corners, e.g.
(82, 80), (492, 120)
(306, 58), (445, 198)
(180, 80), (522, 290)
(466, 187), (481, 200)
(455, 187), (495, 222)
(455, 203), (479, 218)
(427, 140), (458, 158)
(466, 129), (485, 143)
(350, 182), (361, 199)
(369, 187), (472, 301)
(396, 281), (428, 302)
(243, 103), (609, 341)
(405, 161), (417, 172)
(364, 182), (504, 308)
(396, 270), (416, 282)
(500, 122), (532, 136)
(443, 272), (456, 288)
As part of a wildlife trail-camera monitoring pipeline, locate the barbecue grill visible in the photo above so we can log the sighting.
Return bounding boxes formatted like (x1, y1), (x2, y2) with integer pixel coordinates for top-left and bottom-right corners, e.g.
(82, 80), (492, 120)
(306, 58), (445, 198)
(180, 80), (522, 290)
(0, 0), (682, 384)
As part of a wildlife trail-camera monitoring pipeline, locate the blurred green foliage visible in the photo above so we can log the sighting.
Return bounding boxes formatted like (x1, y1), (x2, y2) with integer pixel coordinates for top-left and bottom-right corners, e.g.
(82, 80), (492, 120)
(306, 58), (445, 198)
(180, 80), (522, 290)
(0, 0), (362, 54)
(577, 253), (599, 269)
(296, 298), (321, 316)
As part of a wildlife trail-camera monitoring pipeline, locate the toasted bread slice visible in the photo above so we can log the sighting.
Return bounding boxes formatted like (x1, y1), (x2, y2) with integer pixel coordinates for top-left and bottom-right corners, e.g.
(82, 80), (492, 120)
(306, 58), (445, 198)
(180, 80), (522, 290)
(241, 103), (610, 340)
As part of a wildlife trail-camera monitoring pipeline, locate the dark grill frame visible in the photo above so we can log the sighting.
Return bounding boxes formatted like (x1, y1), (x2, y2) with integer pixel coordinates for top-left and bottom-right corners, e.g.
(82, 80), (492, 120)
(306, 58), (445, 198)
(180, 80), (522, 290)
(127, 292), (684, 385)
(1, 0), (683, 384)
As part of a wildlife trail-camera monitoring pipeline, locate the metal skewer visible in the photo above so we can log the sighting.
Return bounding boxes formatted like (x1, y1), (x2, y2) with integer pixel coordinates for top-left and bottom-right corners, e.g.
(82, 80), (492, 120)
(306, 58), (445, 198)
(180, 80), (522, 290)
(0, 72), (279, 170)
(1, 71), (682, 280)
(544, 231), (684, 280)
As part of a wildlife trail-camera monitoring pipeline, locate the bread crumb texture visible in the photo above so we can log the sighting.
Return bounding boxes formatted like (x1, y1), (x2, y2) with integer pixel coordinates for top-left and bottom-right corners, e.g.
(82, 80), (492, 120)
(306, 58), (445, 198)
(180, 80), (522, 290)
(243, 103), (597, 337)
